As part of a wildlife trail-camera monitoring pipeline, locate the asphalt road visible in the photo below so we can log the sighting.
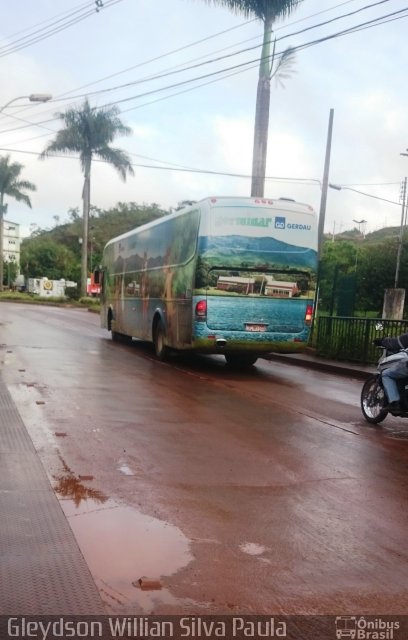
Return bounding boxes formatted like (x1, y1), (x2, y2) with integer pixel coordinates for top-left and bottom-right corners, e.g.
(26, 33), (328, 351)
(1, 302), (408, 616)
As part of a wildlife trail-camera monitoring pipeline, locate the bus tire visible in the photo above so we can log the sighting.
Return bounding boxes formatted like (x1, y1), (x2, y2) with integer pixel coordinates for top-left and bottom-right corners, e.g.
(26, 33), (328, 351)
(154, 320), (169, 361)
(225, 354), (258, 368)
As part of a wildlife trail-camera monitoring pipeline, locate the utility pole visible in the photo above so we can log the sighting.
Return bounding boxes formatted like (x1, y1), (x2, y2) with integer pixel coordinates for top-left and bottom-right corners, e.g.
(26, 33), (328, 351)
(394, 176), (407, 288)
(317, 108), (334, 259)
(310, 108), (334, 340)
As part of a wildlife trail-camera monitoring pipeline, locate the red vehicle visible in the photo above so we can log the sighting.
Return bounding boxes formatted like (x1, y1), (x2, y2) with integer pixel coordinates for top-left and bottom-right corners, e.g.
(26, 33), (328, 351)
(87, 274), (101, 297)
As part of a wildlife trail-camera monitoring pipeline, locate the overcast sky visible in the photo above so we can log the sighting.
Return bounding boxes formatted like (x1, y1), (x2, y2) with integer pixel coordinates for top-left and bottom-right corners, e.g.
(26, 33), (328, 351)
(0, 0), (407, 238)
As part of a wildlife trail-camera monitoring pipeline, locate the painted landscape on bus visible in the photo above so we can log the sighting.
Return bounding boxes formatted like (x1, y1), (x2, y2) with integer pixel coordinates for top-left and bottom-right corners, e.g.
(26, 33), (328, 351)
(197, 234), (317, 270)
(194, 233), (317, 302)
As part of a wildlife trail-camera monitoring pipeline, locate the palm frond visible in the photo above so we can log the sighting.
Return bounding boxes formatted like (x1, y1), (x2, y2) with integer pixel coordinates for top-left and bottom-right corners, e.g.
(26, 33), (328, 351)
(202, 1), (301, 21)
(270, 46), (296, 87)
(11, 179), (36, 192)
(95, 146), (135, 181)
(6, 187), (33, 208)
(0, 154), (35, 208)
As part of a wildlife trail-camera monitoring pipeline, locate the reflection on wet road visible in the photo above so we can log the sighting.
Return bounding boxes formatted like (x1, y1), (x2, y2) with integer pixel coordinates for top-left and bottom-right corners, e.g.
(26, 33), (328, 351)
(1, 303), (408, 615)
(60, 494), (194, 612)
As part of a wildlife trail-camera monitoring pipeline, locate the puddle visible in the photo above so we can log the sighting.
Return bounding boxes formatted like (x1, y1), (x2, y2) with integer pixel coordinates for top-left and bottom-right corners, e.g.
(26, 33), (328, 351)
(59, 497), (194, 612)
(118, 464), (134, 476)
(239, 542), (266, 556)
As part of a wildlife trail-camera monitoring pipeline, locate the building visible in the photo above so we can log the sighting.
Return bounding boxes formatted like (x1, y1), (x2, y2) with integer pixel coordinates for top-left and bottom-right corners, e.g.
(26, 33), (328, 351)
(263, 276), (299, 298)
(217, 276), (255, 294)
(2, 219), (21, 267)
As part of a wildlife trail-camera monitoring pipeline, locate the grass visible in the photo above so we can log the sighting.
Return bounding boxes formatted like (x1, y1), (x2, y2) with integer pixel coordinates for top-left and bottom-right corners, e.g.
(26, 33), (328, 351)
(0, 291), (100, 311)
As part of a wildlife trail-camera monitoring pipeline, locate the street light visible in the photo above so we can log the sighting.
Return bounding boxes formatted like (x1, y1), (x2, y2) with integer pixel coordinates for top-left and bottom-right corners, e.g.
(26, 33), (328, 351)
(330, 180), (407, 294)
(0, 93), (52, 290)
(0, 93), (52, 115)
(352, 218), (367, 237)
(329, 183), (400, 206)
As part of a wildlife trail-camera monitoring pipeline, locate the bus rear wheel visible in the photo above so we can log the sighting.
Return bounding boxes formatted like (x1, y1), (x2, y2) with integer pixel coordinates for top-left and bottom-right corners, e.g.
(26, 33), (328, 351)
(154, 320), (169, 361)
(225, 354), (258, 368)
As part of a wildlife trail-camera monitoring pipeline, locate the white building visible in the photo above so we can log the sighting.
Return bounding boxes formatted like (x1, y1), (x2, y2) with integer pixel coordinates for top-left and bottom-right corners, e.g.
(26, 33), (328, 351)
(2, 219), (21, 267)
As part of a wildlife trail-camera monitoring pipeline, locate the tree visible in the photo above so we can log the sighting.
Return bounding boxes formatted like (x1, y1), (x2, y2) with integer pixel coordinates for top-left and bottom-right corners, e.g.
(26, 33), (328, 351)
(21, 238), (80, 282)
(20, 201), (167, 285)
(200, 0), (301, 197)
(0, 155), (36, 290)
(356, 239), (408, 313)
(40, 99), (134, 296)
(319, 239), (358, 313)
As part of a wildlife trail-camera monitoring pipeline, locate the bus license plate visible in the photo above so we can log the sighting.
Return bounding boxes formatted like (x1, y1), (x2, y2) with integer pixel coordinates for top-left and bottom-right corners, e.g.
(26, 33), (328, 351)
(245, 323), (267, 332)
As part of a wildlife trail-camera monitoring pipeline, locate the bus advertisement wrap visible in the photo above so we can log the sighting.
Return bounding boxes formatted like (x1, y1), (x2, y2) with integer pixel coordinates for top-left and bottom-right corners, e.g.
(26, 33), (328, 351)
(98, 197), (317, 366)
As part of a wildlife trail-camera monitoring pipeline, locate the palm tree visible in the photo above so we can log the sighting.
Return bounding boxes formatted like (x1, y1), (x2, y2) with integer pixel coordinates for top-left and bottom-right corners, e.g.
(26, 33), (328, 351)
(40, 99), (134, 296)
(0, 155), (36, 291)
(200, 0), (301, 197)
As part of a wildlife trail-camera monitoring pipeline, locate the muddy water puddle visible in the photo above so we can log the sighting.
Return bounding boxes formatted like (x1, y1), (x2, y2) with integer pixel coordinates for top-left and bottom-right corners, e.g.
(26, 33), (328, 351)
(58, 495), (195, 613)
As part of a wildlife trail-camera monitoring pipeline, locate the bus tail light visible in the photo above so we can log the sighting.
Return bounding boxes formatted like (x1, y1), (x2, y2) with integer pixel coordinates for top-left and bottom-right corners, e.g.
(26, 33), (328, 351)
(305, 304), (313, 325)
(195, 299), (207, 318)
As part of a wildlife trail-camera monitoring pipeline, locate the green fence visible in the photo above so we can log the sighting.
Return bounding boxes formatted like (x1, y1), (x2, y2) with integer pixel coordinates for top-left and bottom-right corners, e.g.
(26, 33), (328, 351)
(316, 316), (408, 364)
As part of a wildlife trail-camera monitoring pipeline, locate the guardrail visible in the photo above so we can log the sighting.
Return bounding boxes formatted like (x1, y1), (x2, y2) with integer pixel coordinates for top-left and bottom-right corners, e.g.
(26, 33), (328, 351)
(316, 316), (408, 364)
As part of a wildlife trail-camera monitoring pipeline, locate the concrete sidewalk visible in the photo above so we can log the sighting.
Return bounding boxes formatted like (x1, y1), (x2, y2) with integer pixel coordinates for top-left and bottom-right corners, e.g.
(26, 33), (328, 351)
(0, 373), (105, 614)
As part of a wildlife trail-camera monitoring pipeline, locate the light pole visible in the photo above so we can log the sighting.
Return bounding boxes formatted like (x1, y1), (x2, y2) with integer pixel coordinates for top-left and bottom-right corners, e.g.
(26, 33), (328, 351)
(0, 93), (52, 115)
(317, 109), (334, 260)
(330, 180), (406, 318)
(90, 235), (96, 273)
(394, 177), (407, 288)
(310, 108), (334, 341)
(0, 93), (52, 290)
(352, 218), (367, 237)
(329, 183), (400, 207)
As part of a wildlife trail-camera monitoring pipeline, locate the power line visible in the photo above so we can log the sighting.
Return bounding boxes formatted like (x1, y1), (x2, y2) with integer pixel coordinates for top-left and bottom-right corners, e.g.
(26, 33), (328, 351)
(0, 0), (94, 45)
(0, 0), (125, 59)
(1, 2), (406, 140)
(2, 0), (391, 125)
(41, 0), (370, 102)
(52, 19), (258, 101)
(0, 61), (261, 148)
(44, 0), (396, 104)
(0, 146), (320, 183)
(0, 0), (406, 150)
(0, 146), (402, 211)
(70, 7), (408, 113)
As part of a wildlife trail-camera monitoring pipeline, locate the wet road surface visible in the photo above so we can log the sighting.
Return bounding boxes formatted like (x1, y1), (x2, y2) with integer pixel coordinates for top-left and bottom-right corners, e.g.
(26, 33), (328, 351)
(1, 302), (408, 615)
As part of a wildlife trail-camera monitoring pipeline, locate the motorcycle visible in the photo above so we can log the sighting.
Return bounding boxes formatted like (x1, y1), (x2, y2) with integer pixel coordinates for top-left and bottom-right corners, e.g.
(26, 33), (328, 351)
(361, 346), (408, 423)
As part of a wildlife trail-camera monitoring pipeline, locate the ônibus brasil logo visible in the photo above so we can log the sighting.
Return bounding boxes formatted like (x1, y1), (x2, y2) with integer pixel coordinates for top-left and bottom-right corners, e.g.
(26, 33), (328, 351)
(335, 616), (400, 639)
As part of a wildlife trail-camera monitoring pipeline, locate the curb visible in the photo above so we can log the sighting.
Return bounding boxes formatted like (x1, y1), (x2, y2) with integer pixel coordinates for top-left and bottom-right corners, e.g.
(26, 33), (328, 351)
(265, 353), (375, 380)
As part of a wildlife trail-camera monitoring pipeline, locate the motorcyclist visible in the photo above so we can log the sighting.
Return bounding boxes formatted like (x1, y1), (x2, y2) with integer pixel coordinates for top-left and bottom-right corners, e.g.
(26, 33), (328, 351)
(373, 332), (408, 413)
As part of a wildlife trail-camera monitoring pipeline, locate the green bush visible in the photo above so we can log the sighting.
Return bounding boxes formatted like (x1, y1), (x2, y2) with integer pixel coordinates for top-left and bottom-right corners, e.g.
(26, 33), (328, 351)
(79, 296), (99, 305)
(65, 286), (80, 301)
(0, 291), (34, 301)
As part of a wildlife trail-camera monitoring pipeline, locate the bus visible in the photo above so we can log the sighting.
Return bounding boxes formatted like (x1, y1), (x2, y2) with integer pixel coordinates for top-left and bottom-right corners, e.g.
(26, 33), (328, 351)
(97, 196), (318, 366)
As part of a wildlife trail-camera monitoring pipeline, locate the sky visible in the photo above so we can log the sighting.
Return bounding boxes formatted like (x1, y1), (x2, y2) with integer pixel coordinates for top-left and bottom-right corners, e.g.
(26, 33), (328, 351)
(0, 0), (407, 238)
